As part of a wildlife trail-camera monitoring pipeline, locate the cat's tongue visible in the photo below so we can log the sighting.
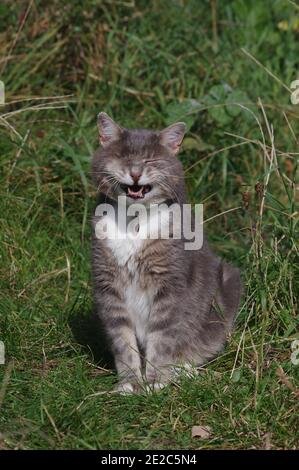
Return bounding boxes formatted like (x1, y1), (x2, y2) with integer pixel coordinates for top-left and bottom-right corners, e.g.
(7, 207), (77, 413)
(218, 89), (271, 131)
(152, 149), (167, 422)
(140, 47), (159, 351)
(127, 185), (144, 199)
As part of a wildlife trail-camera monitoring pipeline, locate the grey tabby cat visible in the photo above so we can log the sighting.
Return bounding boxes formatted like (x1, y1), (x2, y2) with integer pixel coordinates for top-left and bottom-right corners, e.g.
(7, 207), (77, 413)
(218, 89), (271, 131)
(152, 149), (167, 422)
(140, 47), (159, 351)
(91, 112), (242, 393)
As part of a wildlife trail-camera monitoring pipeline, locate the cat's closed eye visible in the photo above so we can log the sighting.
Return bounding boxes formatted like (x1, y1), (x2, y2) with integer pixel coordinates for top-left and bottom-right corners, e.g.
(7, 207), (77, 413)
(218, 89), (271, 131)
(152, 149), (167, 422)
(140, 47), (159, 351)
(143, 158), (163, 164)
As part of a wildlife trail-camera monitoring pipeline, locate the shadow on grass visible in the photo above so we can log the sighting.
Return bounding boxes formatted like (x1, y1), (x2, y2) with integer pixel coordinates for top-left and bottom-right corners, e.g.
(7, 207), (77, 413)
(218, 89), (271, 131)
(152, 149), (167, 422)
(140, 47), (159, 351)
(69, 306), (115, 370)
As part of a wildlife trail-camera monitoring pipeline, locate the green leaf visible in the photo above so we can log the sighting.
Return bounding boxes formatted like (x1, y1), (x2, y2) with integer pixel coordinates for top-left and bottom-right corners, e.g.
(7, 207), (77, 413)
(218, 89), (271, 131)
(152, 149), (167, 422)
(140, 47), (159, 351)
(182, 136), (212, 152)
(225, 90), (249, 117)
(165, 99), (203, 129)
(231, 370), (241, 383)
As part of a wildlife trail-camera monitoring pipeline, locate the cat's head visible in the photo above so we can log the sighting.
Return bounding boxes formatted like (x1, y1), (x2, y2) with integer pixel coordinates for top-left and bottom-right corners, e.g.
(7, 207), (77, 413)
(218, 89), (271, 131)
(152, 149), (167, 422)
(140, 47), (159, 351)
(92, 112), (186, 205)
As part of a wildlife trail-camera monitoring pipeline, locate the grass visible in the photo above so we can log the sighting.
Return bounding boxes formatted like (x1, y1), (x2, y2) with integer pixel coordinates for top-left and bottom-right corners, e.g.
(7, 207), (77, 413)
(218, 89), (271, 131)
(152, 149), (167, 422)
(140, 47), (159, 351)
(0, 0), (298, 450)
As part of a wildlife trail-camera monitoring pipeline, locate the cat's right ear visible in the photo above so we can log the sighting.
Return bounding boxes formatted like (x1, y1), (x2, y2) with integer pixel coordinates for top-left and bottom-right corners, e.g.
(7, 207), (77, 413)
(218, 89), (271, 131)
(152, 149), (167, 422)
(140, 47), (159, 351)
(159, 122), (186, 155)
(97, 112), (122, 147)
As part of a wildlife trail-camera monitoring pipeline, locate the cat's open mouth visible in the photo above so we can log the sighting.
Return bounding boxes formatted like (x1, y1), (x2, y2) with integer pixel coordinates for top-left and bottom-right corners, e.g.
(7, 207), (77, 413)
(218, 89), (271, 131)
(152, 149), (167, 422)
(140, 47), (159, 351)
(121, 183), (152, 199)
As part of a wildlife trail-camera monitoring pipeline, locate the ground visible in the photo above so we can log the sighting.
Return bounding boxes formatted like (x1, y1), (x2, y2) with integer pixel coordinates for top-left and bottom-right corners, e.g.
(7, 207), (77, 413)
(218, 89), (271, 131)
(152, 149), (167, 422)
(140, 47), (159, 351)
(0, 0), (298, 450)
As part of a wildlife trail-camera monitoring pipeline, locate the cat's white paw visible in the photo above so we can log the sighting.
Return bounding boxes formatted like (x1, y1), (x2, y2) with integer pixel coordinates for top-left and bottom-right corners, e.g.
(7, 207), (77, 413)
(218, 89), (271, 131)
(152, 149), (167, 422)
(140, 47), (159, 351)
(145, 382), (167, 393)
(172, 363), (199, 379)
(116, 382), (135, 395)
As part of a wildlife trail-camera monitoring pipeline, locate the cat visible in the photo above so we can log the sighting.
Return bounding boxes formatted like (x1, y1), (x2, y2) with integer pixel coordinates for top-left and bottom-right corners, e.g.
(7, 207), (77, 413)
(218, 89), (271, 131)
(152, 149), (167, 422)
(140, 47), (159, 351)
(91, 112), (242, 393)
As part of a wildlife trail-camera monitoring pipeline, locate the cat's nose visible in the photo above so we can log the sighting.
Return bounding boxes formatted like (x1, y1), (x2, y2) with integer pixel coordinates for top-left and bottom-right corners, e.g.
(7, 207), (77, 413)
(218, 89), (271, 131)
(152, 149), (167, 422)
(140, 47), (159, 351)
(130, 170), (142, 183)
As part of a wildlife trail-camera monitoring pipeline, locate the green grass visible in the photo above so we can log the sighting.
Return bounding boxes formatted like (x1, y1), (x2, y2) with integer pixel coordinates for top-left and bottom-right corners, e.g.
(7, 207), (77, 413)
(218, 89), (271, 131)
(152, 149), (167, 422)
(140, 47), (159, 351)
(0, 0), (298, 450)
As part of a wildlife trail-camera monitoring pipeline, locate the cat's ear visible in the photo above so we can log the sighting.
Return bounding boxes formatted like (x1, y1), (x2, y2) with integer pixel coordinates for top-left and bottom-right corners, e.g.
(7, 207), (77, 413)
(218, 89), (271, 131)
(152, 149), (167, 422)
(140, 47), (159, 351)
(159, 122), (186, 155)
(97, 112), (122, 147)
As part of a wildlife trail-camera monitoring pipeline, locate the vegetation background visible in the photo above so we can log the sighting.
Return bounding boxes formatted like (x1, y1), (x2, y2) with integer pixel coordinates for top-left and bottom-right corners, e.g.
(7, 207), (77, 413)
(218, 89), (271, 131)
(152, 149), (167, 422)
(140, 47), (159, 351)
(0, 0), (298, 450)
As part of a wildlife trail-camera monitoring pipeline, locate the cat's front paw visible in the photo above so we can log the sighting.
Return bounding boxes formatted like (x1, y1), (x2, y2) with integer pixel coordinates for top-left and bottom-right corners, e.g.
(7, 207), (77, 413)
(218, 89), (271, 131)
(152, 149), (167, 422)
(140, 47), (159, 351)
(116, 382), (134, 394)
(115, 380), (141, 395)
(145, 381), (168, 393)
(144, 370), (171, 393)
(171, 363), (199, 379)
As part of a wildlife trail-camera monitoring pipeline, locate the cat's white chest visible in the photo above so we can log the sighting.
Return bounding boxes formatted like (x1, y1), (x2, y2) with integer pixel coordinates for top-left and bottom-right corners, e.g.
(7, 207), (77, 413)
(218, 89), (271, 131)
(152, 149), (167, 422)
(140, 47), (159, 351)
(102, 214), (153, 345)
(125, 279), (153, 346)
(97, 206), (171, 344)
(108, 233), (143, 270)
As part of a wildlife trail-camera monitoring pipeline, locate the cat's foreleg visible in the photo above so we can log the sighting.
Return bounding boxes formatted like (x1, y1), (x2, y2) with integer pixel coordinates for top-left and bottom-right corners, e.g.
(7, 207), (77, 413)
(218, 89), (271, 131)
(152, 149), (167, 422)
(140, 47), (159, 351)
(97, 302), (142, 393)
(111, 323), (142, 394)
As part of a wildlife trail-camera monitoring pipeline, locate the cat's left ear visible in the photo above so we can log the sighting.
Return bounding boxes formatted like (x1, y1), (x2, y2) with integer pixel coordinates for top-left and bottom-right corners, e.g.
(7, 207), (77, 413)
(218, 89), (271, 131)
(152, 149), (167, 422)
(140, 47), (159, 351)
(159, 122), (186, 155)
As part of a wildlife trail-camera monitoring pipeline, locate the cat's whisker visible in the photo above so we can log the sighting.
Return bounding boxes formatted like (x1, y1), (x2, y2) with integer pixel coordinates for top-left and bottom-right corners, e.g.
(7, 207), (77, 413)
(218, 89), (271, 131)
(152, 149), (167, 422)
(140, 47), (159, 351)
(156, 177), (180, 204)
(96, 176), (116, 193)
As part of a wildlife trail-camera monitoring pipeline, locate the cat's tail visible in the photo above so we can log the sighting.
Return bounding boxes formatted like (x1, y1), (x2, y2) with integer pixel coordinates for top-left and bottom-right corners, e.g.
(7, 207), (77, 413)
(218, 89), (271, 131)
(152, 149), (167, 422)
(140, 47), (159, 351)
(194, 261), (243, 365)
(216, 261), (243, 329)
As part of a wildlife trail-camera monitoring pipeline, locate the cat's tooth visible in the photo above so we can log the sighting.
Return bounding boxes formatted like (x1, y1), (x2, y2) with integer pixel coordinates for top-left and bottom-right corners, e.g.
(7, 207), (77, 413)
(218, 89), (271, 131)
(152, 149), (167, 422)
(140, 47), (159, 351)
(128, 186), (143, 198)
